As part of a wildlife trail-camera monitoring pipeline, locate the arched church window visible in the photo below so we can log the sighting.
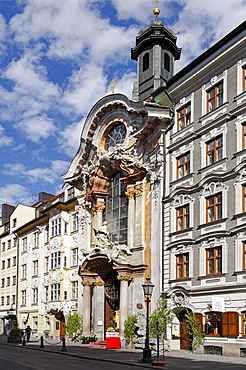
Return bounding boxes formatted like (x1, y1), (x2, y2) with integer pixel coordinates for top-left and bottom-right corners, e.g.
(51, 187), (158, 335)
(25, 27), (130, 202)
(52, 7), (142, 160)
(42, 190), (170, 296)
(164, 52), (170, 72)
(103, 172), (128, 244)
(105, 123), (126, 150)
(143, 53), (149, 72)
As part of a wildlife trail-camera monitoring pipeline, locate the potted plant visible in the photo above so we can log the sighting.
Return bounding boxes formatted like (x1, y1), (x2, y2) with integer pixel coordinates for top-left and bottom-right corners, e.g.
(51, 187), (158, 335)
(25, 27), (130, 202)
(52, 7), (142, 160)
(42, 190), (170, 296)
(7, 328), (23, 343)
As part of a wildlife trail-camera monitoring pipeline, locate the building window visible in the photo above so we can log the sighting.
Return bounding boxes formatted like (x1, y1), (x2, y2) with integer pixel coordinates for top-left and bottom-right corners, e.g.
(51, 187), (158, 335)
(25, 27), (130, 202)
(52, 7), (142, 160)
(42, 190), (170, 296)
(51, 283), (60, 301)
(67, 187), (75, 200)
(13, 256), (16, 266)
(33, 288), (38, 305)
(64, 222), (68, 234)
(72, 248), (78, 266)
(104, 172), (128, 244)
(177, 153), (190, 179)
(7, 240), (11, 249)
(206, 193), (222, 222)
(1, 279), (4, 287)
(243, 243), (246, 271)
(33, 260), (38, 276)
(12, 295), (16, 305)
(51, 252), (61, 269)
(13, 276), (16, 285)
(205, 312), (222, 336)
(243, 66), (246, 92)
(242, 312), (246, 337)
(2, 260), (5, 270)
(45, 286), (49, 302)
(176, 253), (189, 279)
(45, 316), (50, 331)
(206, 246), (222, 275)
(64, 256), (67, 268)
(22, 237), (27, 252)
(72, 213), (79, 232)
(176, 205), (189, 231)
(45, 226), (49, 243)
(143, 53), (149, 72)
(242, 123), (246, 150)
(33, 317), (38, 331)
(243, 185), (246, 213)
(21, 290), (26, 306)
(206, 135), (223, 165)
(7, 258), (10, 268)
(51, 218), (61, 237)
(33, 232), (39, 248)
(13, 238), (17, 248)
(45, 257), (49, 273)
(2, 242), (5, 252)
(64, 291), (68, 300)
(7, 277), (10, 286)
(105, 123), (126, 150)
(177, 103), (191, 130)
(13, 218), (17, 228)
(22, 264), (27, 279)
(164, 52), (170, 72)
(207, 82), (223, 112)
(1, 297), (4, 305)
(72, 281), (78, 299)
(6, 296), (10, 305)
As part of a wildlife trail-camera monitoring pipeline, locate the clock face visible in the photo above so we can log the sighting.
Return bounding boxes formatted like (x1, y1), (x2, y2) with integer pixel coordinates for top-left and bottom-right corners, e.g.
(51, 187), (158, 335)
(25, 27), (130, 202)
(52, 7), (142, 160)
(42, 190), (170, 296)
(105, 123), (126, 150)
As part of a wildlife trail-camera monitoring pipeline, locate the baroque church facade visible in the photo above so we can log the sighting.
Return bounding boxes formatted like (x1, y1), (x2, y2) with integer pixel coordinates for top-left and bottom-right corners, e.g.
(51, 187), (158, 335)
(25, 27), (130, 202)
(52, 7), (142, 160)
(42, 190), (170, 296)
(0, 5), (246, 356)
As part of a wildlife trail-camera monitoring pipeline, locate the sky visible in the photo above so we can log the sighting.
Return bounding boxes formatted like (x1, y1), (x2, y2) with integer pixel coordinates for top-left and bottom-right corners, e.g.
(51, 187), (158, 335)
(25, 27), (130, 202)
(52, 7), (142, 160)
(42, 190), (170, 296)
(0, 0), (245, 214)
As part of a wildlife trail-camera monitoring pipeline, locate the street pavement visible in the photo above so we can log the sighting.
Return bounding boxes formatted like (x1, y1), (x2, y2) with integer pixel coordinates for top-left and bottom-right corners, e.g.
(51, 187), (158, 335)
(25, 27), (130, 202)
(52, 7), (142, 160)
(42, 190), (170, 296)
(1, 335), (246, 369)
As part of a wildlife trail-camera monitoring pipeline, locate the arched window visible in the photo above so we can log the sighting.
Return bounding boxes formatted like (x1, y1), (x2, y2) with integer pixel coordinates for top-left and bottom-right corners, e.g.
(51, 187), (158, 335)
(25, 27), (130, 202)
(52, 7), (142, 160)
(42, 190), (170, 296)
(164, 52), (170, 72)
(143, 53), (149, 72)
(105, 123), (126, 151)
(103, 172), (128, 244)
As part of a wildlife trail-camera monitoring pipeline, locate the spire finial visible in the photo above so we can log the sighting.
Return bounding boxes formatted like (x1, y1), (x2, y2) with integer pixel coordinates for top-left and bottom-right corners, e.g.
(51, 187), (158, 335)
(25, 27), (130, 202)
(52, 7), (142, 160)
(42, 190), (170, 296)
(152, 0), (161, 19)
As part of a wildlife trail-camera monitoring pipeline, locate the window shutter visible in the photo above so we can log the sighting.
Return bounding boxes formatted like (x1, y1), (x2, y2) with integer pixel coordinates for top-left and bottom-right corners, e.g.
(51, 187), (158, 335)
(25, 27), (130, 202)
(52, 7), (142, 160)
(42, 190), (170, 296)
(222, 311), (239, 337)
(195, 313), (203, 333)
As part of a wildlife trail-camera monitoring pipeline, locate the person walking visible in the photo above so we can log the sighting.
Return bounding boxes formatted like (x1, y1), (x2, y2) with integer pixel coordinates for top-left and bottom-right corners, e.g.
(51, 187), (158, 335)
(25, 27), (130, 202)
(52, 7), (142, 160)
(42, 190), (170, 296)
(25, 325), (32, 342)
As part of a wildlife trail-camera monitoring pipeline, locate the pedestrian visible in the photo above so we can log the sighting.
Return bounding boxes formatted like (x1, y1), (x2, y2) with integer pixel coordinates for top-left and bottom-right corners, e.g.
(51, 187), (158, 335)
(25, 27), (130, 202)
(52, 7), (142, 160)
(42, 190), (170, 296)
(25, 325), (32, 342)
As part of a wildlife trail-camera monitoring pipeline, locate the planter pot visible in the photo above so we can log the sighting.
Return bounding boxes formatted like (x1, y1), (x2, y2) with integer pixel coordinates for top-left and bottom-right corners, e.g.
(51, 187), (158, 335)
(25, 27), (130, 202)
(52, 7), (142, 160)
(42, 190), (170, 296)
(7, 336), (21, 343)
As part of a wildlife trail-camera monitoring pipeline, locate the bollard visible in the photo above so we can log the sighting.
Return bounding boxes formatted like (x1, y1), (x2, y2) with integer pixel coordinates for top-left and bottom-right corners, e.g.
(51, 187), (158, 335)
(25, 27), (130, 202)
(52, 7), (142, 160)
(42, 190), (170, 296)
(40, 335), (44, 348)
(61, 337), (66, 352)
(22, 335), (26, 346)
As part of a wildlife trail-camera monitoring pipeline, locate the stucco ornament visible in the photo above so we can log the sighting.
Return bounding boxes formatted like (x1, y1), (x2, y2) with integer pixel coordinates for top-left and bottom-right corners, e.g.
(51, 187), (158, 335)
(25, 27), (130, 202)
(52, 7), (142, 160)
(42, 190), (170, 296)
(171, 291), (189, 307)
(89, 221), (132, 264)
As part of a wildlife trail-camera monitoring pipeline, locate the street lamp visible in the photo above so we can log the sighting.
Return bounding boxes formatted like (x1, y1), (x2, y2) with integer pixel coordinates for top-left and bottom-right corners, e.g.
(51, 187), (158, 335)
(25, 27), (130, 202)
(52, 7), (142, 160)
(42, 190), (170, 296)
(141, 277), (154, 363)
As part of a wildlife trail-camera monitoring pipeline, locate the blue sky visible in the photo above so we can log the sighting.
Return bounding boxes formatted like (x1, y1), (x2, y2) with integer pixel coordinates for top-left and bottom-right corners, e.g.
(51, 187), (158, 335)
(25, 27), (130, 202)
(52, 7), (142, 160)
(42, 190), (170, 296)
(0, 0), (245, 214)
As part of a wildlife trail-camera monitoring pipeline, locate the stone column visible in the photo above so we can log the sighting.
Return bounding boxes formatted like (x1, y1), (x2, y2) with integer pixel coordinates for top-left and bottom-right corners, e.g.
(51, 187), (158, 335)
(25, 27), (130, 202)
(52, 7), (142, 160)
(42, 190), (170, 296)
(92, 203), (105, 230)
(82, 282), (92, 335)
(125, 187), (136, 250)
(118, 275), (133, 338)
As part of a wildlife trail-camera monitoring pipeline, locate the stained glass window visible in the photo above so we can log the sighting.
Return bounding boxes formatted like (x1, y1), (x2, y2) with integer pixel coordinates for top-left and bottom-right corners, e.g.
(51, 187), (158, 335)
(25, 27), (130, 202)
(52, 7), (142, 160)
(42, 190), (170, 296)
(105, 124), (126, 150)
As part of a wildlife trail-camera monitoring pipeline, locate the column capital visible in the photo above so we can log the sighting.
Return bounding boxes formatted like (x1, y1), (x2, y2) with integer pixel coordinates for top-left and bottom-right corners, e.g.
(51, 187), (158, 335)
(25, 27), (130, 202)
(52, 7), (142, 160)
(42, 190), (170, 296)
(94, 282), (105, 286)
(134, 185), (143, 197)
(91, 204), (105, 215)
(125, 190), (135, 199)
(82, 281), (93, 286)
(117, 275), (134, 282)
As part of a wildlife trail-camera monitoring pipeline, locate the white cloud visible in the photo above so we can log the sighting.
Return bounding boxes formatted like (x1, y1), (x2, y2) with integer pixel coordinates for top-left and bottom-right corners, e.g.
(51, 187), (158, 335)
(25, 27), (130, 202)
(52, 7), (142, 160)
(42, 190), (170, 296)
(0, 184), (32, 209)
(3, 160), (70, 184)
(17, 115), (56, 142)
(0, 125), (14, 147)
(58, 119), (84, 157)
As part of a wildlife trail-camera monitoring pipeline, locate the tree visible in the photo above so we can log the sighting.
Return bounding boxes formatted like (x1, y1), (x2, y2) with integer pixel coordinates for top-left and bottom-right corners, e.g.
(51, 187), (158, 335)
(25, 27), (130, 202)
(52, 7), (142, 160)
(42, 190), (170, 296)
(149, 296), (173, 338)
(184, 310), (206, 353)
(124, 315), (137, 347)
(65, 312), (83, 342)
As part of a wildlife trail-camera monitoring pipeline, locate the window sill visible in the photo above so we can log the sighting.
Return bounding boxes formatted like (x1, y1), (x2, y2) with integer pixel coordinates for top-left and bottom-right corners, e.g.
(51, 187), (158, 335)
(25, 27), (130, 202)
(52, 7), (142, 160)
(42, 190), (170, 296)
(232, 212), (246, 220)
(199, 102), (228, 122)
(198, 273), (226, 280)
(198, 158), (228, 174)
(198, 218), (227, 229)
(169, 227), (193, 237)
(169, 277), (192, 283)
(170, 173), (195, 186)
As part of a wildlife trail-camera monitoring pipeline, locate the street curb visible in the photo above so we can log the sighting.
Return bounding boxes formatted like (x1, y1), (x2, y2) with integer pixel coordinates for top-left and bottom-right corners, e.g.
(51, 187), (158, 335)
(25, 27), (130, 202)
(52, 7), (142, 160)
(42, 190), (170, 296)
(0, 342), (162, 368)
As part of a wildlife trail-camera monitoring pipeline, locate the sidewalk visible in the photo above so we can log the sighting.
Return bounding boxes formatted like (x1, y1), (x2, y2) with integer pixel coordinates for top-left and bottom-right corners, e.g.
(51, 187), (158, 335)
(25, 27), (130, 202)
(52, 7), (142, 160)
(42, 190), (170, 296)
(1, 335), (246, 369)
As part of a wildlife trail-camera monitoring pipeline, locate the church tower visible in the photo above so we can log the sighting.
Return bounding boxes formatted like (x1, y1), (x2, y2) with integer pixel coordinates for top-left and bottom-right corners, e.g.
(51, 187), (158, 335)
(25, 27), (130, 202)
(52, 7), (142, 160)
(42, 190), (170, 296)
(131, 6), (181, 101)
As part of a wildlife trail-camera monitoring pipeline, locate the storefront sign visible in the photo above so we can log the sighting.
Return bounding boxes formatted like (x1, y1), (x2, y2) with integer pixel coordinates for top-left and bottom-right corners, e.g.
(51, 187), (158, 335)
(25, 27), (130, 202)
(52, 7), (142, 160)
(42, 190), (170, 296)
(212, 296), (225, 312)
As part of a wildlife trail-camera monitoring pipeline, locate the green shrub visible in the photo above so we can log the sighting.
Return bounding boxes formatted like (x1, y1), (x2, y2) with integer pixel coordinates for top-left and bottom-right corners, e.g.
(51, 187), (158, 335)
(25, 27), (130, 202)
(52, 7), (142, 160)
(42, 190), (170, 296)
(9, 328), (22, 337)
(184, 310), (206, 353)
(149, 296), (173, 338)
(124, 315), (137, 345)
(65, 312), (83, 341)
